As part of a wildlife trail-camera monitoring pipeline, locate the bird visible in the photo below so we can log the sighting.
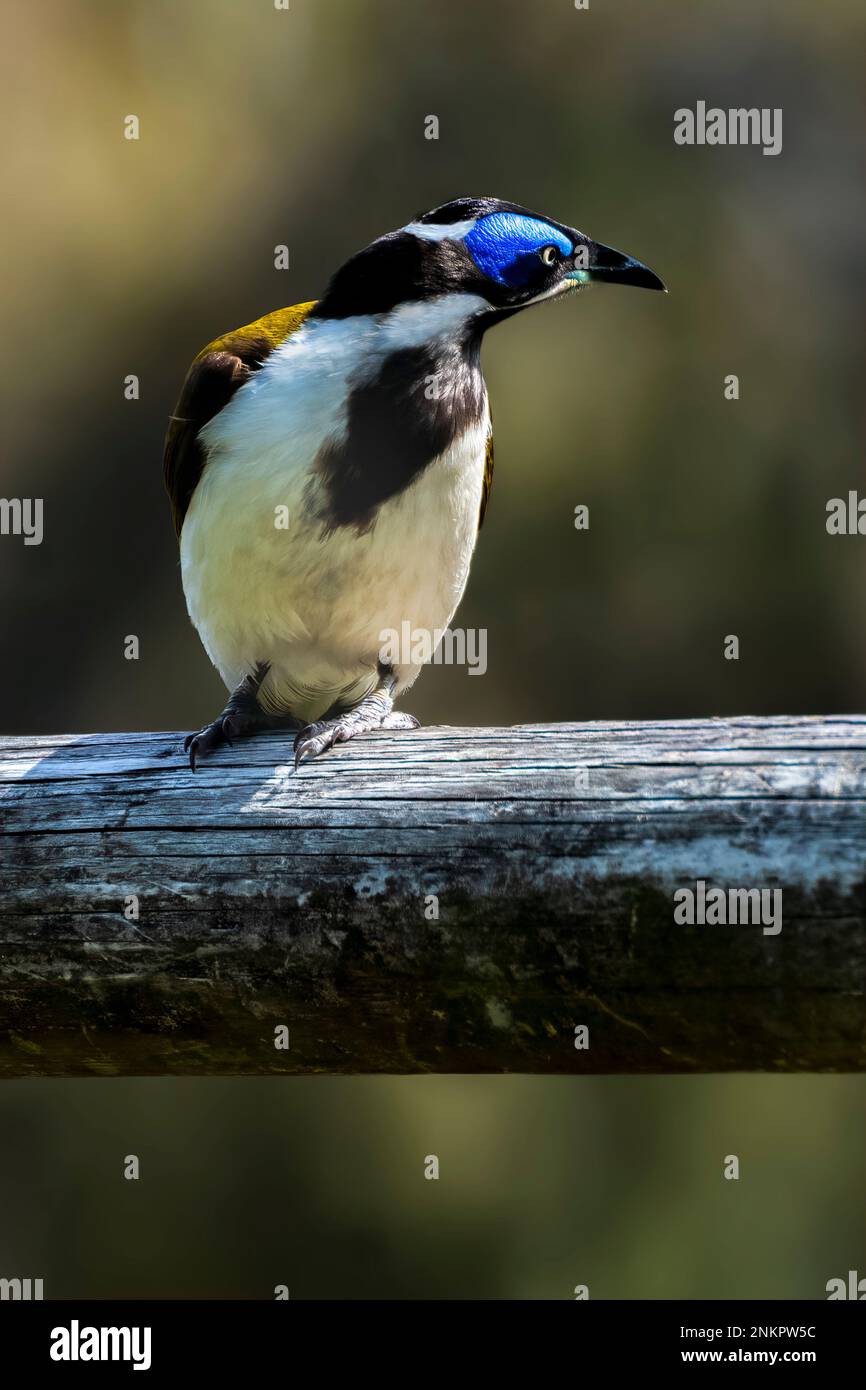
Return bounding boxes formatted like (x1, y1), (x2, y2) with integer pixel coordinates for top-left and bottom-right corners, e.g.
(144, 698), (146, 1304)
(164, 196), (664, 770)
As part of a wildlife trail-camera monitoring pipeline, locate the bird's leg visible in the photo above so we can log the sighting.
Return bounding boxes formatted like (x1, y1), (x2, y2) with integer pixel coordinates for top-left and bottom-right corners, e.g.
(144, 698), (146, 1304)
(184, 661), (296, 771)
(294, 665), (419, 768)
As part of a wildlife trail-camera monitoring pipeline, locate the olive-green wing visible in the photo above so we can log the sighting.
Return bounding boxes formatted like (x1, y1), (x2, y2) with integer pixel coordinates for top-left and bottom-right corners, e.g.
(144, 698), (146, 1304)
(478, 423), (494, 530)
(163, 301), (316, 537)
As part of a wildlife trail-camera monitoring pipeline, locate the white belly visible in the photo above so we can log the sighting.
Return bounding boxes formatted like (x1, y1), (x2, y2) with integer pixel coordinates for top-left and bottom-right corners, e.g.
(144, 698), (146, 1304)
(180, 410), (489, 723)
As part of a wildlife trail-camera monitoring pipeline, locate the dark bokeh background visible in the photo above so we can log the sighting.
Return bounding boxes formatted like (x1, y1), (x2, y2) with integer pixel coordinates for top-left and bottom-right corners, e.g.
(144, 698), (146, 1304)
(1, 0), (863, 1297)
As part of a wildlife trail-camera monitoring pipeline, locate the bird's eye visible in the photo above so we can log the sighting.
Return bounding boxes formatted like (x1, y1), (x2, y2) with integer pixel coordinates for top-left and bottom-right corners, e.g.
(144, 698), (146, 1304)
(539, 245), (560, 267)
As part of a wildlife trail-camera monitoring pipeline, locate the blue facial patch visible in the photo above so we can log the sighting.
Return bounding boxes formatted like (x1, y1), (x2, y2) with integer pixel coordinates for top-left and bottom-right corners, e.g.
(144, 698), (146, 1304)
(465, 213), (573, 287)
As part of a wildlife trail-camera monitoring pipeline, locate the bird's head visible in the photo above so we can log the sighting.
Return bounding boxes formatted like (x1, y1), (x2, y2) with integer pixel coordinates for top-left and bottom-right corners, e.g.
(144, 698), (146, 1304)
(312, 196), (665, 329)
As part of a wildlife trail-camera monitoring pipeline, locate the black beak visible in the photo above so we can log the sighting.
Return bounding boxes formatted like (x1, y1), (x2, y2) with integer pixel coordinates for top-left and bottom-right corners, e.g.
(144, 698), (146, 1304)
(568, 238), (666, 292)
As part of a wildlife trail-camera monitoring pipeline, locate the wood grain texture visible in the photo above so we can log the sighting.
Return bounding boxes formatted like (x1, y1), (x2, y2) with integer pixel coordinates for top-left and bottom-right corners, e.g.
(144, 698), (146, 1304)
(1, 716), (864, 1077)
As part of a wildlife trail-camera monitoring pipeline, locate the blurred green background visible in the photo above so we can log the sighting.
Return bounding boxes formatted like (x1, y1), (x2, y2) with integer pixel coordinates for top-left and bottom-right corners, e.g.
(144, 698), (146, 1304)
(0, 0), (864, 1298)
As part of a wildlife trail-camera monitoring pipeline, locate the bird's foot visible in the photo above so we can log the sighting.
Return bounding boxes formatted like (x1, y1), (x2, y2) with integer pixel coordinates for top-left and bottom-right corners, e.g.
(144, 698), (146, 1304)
(294, 706), (419, 768)
(184, 711), (256, 771)
(184, 661), (286, 771)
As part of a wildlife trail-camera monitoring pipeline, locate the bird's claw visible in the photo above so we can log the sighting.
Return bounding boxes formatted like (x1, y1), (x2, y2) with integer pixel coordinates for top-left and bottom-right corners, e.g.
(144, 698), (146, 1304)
(184, 716), (234, 771)
(294, 720), (338, 768)
(293, 708), (419, 769)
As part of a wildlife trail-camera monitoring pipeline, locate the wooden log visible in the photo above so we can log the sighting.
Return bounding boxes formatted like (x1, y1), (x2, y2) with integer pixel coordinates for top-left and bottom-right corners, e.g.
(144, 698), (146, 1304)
(0, 716), (864, 1078)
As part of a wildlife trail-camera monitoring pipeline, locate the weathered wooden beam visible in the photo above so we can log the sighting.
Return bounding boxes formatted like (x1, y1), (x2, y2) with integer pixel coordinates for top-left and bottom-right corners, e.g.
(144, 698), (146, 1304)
(0, 716), (864, 1077)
